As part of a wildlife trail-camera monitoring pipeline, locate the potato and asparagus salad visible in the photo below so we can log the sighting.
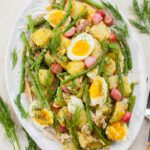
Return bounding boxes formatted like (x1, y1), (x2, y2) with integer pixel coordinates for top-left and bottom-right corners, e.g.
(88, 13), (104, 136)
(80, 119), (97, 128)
(13, 0), (136, 149)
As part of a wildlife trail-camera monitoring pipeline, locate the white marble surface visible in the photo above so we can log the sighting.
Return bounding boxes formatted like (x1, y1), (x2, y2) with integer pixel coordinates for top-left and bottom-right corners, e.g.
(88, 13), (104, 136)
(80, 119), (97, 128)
(0, 0), (149, 150)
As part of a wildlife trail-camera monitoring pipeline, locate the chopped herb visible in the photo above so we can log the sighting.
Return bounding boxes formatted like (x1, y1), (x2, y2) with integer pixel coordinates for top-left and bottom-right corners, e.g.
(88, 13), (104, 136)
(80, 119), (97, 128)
(0, 96), (20, 150)
(11, 48), (18, 69)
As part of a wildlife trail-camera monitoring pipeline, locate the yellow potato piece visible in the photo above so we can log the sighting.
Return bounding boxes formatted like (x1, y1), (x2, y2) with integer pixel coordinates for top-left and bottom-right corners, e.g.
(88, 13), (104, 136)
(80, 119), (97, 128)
(39, 69), (49, 86)
(67, 61), (85, 75)
(123, 76), (132, 97)
(91, 39), (103, 59)
(31, 28), (51, 48)
(106, 121), (127, 141)
(105, 58), (116, 76)
(63, 141), (77, 150)
(71, 0), (87, 19)
(89, 22), (110, 41)
(109, 101), (126, 123)
(85, 3), (96, 21)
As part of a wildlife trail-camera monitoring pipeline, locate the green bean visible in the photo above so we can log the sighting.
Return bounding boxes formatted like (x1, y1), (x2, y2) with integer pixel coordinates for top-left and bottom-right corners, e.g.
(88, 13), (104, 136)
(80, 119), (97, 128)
(61, 56), (102, 85)
(27, 15), (35, 33)
(122, 40), (132, 70)
(63, 11), (87, 33)
(98, 56), (106, 75)
(83, 0), (103, 9)
(84, 82), (94, 131)
(20, 31), (32, 56)
(93, 124), (112, 145)
(77, 79), (86, 98)
(54, 87), (66, 106)
(128, 95), (136, 112)
(119, 40), (129, 74)
(34, 16), (46, 27)
(19, 48), (26, 93)
(115, 49), (125, 96)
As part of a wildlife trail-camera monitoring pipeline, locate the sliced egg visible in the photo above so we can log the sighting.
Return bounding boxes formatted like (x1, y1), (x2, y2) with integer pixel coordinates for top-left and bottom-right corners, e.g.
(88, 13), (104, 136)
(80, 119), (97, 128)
(106, 121), (127, 141)
(29, 101), (54, 129)
(45, 9), (71, 28)
(67, 33), (95, 60)
(67, 96), (84, 114)
(89, 76), (107, 106)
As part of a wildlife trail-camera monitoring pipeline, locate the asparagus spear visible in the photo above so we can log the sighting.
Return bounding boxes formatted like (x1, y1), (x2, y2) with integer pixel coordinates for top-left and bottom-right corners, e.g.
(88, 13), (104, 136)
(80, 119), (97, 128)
(63, 11), (87, 33)
(115, 49), (125, 96)
(27, 15), (35, 33)
(61, 56), (103, 85)
(83, 0), (103, 9)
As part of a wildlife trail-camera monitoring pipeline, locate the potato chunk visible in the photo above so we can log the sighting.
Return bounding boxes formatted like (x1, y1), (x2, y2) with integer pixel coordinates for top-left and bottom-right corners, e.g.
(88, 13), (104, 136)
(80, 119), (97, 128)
(62, 141), (77, 150)
(89, 22), (110, 41)
(91, 39), (103, 59)
(105, 58), (116, 76)
(31, 28), (51, 48)
(85, 3), (96, 21)
(71, 0), (87, 19)
(123, 76), (132, 97)
(109, 102), (126, 123)
(67, 61), (85, 75)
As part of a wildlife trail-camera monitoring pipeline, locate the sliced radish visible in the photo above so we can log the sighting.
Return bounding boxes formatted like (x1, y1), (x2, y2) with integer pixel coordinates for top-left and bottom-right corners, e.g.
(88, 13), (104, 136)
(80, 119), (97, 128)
(64, 26), (76, 37)
(110, 88), (122, 101)
(59, 124), (67, 133)
(51, 63), (63, 74)
(97, 10), (106, 18)
(61, 85), (70, 93)
(104, 14), (113, 26)
(109, 32), (117, 42)
(92, 13), (103, 25)
(122, 112), (131, 123)
(85, 56), (96, 68)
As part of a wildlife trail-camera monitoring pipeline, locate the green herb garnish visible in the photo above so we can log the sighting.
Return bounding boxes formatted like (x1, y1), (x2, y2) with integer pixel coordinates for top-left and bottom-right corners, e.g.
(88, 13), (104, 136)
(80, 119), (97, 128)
(130, 0), (150, 33)
(11, 48), (18, 69)
(0, 96), (20, 150)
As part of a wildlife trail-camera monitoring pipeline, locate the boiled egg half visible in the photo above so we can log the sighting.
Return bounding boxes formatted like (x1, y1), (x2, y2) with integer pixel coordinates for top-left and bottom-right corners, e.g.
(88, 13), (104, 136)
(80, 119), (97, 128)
(89, 76), (108, 106)
(45, 9), (71, 28)
(29, 101), (54, 129)
(106, 121), (127, 141)
(67, 33), (95, 60)
(67, 96), (84, 114)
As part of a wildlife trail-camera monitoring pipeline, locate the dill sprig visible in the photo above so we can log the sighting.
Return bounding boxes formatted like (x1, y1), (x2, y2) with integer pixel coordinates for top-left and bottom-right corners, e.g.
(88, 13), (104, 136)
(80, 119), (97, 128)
(11, 48), (18, 69)
(0, 96), (20, 150)
(130, 0), (150, 34)
(24, 129), (39, 150)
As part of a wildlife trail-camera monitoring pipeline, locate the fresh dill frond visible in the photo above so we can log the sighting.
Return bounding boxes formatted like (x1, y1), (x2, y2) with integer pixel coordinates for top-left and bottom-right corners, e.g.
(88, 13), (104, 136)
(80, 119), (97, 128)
(11, 48), (18, 69)
(24, 129), (39, 150)
(15, 94), (28, 118)
(130, 0), (150, 34)
(0, 96), (20, 150)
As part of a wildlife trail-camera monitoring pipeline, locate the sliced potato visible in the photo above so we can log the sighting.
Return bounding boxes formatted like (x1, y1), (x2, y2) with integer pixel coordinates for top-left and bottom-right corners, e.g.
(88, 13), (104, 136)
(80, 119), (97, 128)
(89, 22), (110, 41)
(31, 28), (51, 48)
(91, 39), (104, 59)
(105, 58), (116, 76)
(123, 76), (132, 97)
(85, 3), (96, 21)
(70, 0), (87, 19)
(109, 101), (126, 123)
(67, 61), (85, 75)
(62, 140), (77, 150)
(108, 75), (118, 89)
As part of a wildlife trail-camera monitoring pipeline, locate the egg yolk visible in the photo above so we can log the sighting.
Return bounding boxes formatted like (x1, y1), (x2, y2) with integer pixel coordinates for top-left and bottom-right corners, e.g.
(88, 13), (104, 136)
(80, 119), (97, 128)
(33, 109), (53, 126)
(106, 122), (126, 141)
(49, 10), (65, 26)
(89, 79), (104, 99)
(72, 40), (90, 56)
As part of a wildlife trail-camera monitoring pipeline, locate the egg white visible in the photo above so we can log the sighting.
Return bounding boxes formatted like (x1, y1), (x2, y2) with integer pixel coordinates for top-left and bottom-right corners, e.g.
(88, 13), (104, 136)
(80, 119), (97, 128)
(29, 101), (54, 129)
(67, 96), (84, 114)
(67, 33), (95, 60)
(44, 9), (71, 28)
(90, 77), (108, 106)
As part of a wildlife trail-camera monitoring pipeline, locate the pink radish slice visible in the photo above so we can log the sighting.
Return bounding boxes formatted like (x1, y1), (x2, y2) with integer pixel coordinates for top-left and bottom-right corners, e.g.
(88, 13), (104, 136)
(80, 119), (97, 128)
(109, 32), (117, 42)
(51, 63), (63, 74)
(61, 85), (70, 93)
(59, 124), (67, 133)
(122, 112), (131, 123)
(97, 10), (106, 18)
(85, 56), (96, 68)
(104, 14), (113, 26)
(64, 26), (76, 37)
(92, 13), (103, 25)
(110, 88), (122, 101)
